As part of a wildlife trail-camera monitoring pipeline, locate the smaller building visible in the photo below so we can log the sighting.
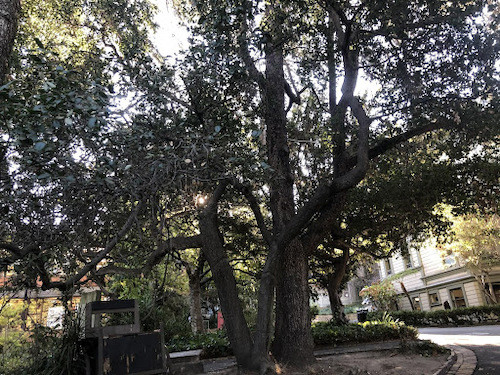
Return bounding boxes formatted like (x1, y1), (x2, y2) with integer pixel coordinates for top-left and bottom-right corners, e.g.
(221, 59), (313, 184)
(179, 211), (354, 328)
(378, 239), (500, 311)
(0, 271), (100, 330)
(341, 264), (380, 307)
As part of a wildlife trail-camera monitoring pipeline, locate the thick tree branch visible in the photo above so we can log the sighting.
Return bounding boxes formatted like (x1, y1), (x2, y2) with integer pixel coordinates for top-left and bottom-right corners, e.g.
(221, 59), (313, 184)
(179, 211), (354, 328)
(279, 96), (370, 249)
(347, 122), (443, 169)
(284, 80), (300, 106)
(46, 200), (144, 290)
(232, 180), (273, 246)
(205, 179), (230, 212)
(0, 0), (20, 83)
(238, 13), (265, 88)
(95, 234), (202, 276)
(146, 235), (203, 271)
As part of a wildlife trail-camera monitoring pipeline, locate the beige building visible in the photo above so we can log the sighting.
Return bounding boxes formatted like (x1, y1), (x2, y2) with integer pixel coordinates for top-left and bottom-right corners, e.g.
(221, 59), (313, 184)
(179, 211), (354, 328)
(378, 240), (500, 311)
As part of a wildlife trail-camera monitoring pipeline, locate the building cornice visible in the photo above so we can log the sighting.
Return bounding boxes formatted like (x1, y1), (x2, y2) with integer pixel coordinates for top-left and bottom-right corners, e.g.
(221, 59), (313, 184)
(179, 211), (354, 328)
(421, 266), (468, 282)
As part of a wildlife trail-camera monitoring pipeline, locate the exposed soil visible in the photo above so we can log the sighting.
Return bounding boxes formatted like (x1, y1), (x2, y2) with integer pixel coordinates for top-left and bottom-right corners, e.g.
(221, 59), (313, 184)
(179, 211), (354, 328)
(280, 350), (449, 375)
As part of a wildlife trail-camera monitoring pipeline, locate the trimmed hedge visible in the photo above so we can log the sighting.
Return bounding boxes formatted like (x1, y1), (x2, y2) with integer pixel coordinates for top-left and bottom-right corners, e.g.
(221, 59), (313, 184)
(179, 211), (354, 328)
(168, 330), (233, 359)
(367, 304), (500, 327)
(168, 320), (418, 359)
(311, 320), (418, 346)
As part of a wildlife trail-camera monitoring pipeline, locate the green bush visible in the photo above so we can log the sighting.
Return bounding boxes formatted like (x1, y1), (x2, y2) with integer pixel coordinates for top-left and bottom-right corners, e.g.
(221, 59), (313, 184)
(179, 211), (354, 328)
(367, 304), (500, 327)
(0, 313), (86, 375)
(167, 330), (233, 359)
(311, 320), (418, 347)
(343, 304), (362, 314)
(168, 319), (418, 359)
(0, 331), (32, 374)
(399, 340), (450, 357)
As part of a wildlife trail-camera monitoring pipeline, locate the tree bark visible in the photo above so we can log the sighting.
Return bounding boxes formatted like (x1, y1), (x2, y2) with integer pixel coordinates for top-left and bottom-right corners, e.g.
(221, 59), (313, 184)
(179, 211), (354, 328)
(327, 285), (347, 325)
(260, 15), (314, 364)
(0, 0), (20, 83)
(325, 249), (350, 325)
(273, 239), (314, 366)
(188, 272), (205, 333)
(400, 281), (415, 310)
(250, 242), (279, 369)
(198, 188), (254, 369)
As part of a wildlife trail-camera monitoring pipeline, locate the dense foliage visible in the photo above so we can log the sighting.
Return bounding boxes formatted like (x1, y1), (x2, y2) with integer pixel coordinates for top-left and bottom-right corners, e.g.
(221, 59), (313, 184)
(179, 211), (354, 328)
(1, 0), (498, 369)
(368, 305), (500, 327)
(0, 314), (86, 375)
(168, 330), (233, 359)
(167, 319), (418, 359)
(359, 281), (398, 310)
(311, 320), (418, 346)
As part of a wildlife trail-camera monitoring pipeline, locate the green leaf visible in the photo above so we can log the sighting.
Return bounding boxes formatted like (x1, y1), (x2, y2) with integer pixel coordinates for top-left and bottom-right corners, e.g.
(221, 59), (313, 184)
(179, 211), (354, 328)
(34, 37), (45, 49)
(34, 141), (46, 151)
(37, 173), (51, 180)
(251, 129), (262, 138)
(0, 80), (16, 92)
(260, 161), (271, 169)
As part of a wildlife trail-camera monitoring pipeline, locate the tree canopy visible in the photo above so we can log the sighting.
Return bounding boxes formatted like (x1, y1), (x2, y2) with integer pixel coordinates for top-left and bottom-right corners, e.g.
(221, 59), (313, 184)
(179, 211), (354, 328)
(1, 0), (498, 370)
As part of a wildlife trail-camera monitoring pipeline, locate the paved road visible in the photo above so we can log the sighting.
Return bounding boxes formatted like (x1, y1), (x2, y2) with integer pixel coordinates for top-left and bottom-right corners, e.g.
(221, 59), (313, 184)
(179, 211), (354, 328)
(419, 325), (500, 375)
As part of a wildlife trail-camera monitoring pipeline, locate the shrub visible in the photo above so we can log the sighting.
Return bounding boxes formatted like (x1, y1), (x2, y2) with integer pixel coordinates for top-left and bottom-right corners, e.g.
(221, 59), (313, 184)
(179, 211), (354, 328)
(359, 281), (398, 311)
(0, 331), (32, 374)
(311, 320), (418, 347)
(343, 304), (362, 314)
(399, 340), (450, 357)
(367, 304), (500, 327)
(167, 330), (233, 359)
(1, 312), (87, 375)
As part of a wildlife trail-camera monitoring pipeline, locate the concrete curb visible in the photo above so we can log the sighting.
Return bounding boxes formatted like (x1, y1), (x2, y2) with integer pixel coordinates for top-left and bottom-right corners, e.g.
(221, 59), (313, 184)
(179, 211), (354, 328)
(432, 350), (457, 375)
(314, 339), (402, 357)
(202, 340), (470, 374)
(440, 345), (477, 375)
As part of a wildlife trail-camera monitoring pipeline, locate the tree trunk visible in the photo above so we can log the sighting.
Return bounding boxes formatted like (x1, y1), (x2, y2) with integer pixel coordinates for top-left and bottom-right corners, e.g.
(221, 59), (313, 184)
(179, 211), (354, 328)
(259, 6), (315, 364)
(188, 273), (205, 333)
(260, 34), (314, 366)
(273, 239), (315, 366)
(327, 278), (347, 325)
(326, 248), (349, 325)
(198, 202), (254, 369)
(250, 242), (279, 369)
(400, 282), (415, 310)
(0, 0), (20, 83)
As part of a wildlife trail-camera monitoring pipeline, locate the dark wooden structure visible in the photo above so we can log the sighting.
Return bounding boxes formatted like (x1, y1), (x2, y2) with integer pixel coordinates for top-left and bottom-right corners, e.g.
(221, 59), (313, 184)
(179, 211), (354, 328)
(83, 299), (169, 375)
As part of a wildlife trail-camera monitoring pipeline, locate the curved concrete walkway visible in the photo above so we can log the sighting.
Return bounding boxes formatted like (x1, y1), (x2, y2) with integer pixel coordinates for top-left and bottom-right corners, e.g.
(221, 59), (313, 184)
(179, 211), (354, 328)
(420, 325), (500, 375)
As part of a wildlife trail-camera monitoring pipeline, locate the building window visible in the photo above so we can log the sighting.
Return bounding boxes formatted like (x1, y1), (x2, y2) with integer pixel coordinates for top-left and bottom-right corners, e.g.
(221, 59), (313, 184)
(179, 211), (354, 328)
(411, 296), (421, 311)
(384, 259), (393, 275)
(429, 292), (440, 307)
(404, 254), (413, 269)
(443, 253), (457, 268)
(488, 284), (500, 303)
(450, 287), (467, 308)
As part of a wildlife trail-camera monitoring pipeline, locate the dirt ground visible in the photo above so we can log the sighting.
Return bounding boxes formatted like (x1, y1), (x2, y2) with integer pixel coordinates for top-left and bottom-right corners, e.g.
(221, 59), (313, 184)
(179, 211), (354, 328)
(278, 350), (449, 375)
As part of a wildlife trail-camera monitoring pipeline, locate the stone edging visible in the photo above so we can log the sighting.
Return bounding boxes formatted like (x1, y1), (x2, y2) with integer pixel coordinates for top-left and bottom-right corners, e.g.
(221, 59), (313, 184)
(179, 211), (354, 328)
(202, 341), (478, 375)
(434, 345), (477, 375)
(431, 350), (457, 375)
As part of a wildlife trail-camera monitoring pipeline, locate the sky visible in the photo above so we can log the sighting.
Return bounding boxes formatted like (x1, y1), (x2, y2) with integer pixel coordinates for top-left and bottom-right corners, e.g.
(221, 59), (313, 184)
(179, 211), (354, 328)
(150, 1), (377, 100)
(151, 1), (189, 57)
